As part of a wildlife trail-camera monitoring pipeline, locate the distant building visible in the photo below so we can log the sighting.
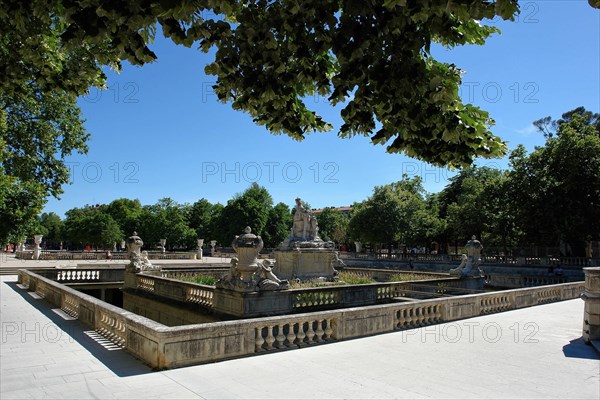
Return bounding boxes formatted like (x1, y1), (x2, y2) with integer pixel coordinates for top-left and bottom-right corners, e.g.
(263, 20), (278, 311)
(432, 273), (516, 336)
(312, 206), (353, 215)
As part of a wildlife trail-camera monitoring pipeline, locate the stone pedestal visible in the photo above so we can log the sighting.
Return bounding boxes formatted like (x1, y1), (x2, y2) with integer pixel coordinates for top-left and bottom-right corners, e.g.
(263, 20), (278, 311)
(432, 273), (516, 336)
(213, 288), (291, 317)
(582, 267), (600, 343)
(124, 271), (137, 289)
(274, 249), (335, 280)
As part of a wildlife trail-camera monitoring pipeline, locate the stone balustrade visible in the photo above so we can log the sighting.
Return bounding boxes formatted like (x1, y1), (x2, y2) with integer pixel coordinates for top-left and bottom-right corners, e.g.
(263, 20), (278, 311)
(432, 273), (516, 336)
(133, 274), (215, 308)
(343, 252), (599, 267)
(160, 268), (229, 280)
(96, 310), (127, 348)
(130, 272), (482, 318)
(24, 267), (124, 284)
(253, 317), (337, 351)
(18, 268), (585, 369)
(15, 250), (198, 261)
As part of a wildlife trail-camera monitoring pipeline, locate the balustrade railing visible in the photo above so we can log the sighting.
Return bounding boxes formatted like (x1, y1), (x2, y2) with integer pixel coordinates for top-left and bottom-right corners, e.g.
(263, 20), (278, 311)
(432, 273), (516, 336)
(394, 303), (443, 329)
(96, 310), (126, 347)
(254, 317), (337, 351)
(293, 290), (341, 309)
(185, 286), (213, 307)
(136, 276), (155, 292)
(56, 269), (100, 282)
(480, 294), (512, 314)
(17, 268), (585, 370)
(343, 252), (598, 267)
(135, 274), (215, 308)
(61, 292), (80, 318)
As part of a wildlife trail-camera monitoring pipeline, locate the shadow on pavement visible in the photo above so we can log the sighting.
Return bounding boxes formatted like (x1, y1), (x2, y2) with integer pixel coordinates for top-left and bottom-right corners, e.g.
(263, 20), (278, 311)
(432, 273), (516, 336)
(3, 279), (153, 377)
(562, 337), (600, 360)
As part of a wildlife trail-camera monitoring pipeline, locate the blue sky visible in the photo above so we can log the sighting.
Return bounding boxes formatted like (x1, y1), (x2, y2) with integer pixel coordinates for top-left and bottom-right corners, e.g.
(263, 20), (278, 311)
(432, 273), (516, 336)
(44, 1), (600, 216)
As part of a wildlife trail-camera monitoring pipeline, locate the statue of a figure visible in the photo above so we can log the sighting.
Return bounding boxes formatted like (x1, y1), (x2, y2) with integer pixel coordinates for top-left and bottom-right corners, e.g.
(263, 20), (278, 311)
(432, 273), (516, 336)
(125, 232), (159, 273)
(277, 197), (334, 249)
(450, 235), (484, 277)
(256, 260), (289, 290)
(292, 198), (312, 239)
(216, 227), (288, 291)
(332, 251), (346, 270)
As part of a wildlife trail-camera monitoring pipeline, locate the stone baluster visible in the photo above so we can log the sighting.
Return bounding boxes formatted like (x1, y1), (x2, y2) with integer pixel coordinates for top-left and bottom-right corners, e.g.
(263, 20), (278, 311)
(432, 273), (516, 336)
(275, 324), (286, 348)
(305, 321), (315, 344)
(315, 319), (324, 342)
(265, 325), (275, 350)
(255, 328), (265, 352)
(296, 322), (306, 345)
(435, 305), (443, 320)
(324, 319), (333, 340)
(286, 323), (297, 347)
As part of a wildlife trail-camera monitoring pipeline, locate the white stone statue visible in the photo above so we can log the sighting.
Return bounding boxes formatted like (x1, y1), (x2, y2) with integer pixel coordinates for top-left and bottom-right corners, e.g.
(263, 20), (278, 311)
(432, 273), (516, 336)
(125, 232), (159, 273)
(450, 235), (484, 277)
(279, 197), (332, 249)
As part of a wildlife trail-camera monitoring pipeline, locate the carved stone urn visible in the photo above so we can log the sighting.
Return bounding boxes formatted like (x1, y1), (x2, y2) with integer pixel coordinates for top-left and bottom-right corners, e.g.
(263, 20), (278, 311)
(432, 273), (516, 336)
(231, 227), (263, 283)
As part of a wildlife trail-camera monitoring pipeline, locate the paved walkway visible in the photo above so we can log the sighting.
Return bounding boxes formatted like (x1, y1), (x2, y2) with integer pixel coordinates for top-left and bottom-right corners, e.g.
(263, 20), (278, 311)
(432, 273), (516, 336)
(1, 274), (598, 399)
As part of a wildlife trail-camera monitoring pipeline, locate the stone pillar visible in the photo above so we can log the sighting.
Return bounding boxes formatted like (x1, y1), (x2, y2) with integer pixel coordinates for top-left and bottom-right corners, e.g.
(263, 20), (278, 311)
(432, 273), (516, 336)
(197, 239), (204, 259)
(33, 235), (43, 260)
(582, 267), (600, 343)
(160, 238), (166, 253)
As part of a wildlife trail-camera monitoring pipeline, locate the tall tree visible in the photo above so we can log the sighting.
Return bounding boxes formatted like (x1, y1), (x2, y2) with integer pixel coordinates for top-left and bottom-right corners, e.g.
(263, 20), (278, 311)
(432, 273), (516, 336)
(349, 176), (433, 250)
(316, 208), (349, 246)
(105, 198), (143, 237)
(508, 108), (600, 256)
(62, 206), (122, 249)
(0, 83), (88, 245)
(263, 202), (292, 248)
(138, 198), (197, 250)
(214, 183), (273, 245)
(186, 198), (221, 240)
(39, 212), (64, 248)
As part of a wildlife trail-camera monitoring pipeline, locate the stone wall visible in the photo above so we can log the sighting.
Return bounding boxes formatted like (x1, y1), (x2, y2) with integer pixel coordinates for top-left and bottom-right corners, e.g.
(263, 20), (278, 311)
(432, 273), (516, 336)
(343, 258), (586, 287)
(18, 269), (585, 370)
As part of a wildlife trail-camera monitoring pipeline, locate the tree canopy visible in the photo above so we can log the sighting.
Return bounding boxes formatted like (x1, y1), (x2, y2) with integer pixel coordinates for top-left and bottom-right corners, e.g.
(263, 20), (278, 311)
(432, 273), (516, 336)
(0, 82), (88, 245)
(349, 175), (438, 247)
(508, 108), (600, 255)
(316, 208), (349, 245)
(9, 0), (596, 166)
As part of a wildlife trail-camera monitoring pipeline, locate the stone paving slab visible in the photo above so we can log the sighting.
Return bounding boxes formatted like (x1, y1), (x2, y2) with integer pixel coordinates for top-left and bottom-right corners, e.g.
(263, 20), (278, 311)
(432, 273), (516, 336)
(1, 275), (598, 399)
